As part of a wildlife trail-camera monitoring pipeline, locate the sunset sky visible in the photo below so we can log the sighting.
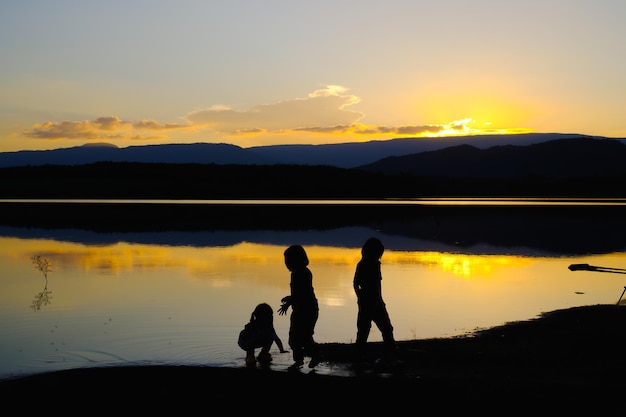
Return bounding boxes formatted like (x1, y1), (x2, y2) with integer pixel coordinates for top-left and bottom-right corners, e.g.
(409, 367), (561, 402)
(1, 1), (625, 153)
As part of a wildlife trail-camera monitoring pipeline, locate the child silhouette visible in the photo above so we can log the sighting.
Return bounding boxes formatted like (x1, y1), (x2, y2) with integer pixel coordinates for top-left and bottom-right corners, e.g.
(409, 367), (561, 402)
(238, 302), (288, 367)
(353, 237), (397, 362)
(278, 244), (322, 370)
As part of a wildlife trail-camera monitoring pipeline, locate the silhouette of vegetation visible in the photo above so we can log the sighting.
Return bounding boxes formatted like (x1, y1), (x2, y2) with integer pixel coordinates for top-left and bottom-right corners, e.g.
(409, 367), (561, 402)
(0, 160), (624, 199)
(30, 255), (52, 311)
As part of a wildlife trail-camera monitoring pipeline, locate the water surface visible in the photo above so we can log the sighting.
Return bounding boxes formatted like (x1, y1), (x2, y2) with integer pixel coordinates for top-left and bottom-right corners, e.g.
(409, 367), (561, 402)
(1, 199), (625, 379)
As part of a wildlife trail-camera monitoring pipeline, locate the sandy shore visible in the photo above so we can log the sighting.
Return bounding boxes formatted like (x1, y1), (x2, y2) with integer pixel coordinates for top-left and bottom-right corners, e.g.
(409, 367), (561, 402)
(2, 304), (626, 412)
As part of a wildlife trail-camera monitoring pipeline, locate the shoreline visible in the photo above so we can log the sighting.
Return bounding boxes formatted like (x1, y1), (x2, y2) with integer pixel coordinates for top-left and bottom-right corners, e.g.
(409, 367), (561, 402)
(2, 200), (625, 256)
(3, 304), (626, 410)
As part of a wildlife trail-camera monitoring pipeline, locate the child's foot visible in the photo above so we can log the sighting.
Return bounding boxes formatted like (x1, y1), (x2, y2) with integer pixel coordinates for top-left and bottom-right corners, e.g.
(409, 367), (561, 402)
(245, 355), (257, 367)
(308, 355), (322, 368)
(257, 352), (272, 364)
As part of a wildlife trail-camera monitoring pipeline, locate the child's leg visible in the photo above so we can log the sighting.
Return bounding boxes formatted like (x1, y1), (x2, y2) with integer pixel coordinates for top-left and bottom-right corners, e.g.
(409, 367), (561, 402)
(259, 341), (272, 355)
(291, 346), (304, 366)
(245, 349), (256, 367)
(257, 342), (273, 364)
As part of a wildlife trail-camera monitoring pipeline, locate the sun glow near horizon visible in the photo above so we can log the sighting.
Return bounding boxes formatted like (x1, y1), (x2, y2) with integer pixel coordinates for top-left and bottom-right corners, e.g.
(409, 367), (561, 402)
(413, 118), (534, 138)
(8, 84), (537, 152)
(3, 2), (626, 153)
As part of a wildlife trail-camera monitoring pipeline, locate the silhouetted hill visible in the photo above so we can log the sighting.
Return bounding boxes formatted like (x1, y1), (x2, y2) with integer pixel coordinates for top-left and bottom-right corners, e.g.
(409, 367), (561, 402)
(0, 133), (607, 169)
(356, 137), (626, 179)
(2, 136), (626, 199)
(0, 142), (273, 168)
(247, 132), (589, 167)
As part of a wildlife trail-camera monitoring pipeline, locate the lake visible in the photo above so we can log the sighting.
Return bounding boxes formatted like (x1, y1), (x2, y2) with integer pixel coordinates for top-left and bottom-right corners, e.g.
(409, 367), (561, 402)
(1, 199), (625, 379)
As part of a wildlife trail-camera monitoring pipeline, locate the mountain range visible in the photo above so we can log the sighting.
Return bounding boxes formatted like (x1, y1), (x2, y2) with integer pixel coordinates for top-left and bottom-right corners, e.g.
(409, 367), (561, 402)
(1, 133), (626, 199)
(2, 132), (621, 170)
(357, 136), (626, 179)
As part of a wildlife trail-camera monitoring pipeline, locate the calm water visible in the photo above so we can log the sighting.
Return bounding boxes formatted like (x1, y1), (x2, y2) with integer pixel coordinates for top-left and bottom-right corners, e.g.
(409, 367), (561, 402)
(1, 199), (625, 379)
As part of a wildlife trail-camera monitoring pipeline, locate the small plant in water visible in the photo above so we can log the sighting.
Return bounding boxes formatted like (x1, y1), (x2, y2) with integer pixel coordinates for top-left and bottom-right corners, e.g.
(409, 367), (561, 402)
(31, 255), (53, 311)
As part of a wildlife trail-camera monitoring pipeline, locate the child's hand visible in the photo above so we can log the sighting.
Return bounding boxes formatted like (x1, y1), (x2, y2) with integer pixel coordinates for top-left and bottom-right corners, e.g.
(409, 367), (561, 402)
(277, 303), (289, 316)
(277, 296), (291, 316)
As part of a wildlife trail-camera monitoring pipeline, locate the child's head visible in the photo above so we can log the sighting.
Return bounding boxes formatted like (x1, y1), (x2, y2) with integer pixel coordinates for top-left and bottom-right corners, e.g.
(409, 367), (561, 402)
(251, 302), (273, 323)
(362, 237), (384, 260)
(284, 245), (309, 271)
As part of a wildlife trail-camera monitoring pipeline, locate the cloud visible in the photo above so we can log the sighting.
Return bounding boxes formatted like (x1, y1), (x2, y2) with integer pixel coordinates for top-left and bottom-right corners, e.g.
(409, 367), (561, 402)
(292, 118), (476, 137)
(23, 116), (189, 141)
(20, 86), (520, 146)
(133, 120), (188, 130)
(24, 117), (132, 139)
(185, 85), (364, 132)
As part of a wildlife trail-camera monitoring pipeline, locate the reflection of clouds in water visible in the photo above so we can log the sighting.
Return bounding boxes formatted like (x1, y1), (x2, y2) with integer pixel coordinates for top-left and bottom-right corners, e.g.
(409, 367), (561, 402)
(394, 251), (533, 279)
(2, 231), (625, 380)
(6, 237), (536, 286)
(322, 297), (346, 307)
(461, 255), (530, 279)
(207, 278), (232, 288)
(5, 238), (173, 276)
(10, 239), (280, 280)
(185, 243), (284, 286)
(48, 244), (174, 276)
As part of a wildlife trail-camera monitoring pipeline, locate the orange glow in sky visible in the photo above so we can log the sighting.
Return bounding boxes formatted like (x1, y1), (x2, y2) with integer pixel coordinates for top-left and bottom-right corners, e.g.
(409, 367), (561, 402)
(1, 2), (626, 153)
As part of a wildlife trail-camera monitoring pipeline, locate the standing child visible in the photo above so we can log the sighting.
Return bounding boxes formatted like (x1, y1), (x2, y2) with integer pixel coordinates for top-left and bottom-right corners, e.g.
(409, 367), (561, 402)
(238, 302), (288, 367)
(353, 237), (397, 361)
(278, 244), (322, 370)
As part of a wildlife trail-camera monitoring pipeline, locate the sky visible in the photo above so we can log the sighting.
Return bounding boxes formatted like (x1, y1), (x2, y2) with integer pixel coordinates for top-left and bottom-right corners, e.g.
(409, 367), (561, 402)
(1, 0), (626, 153)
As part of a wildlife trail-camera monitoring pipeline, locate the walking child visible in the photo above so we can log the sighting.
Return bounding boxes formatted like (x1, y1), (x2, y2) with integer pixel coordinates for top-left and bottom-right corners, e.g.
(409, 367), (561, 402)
(278, 244), (322, 370)
(353, 237), (397, 361)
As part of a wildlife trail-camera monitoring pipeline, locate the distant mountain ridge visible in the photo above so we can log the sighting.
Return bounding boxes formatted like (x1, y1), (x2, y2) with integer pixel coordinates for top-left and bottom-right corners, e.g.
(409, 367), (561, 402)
(0, 142), (273, 168)
(247, 133), (595, 167)
(0, 132), (616, 169)
(2, 136), (626, 199)
(356, 137), (626, 179)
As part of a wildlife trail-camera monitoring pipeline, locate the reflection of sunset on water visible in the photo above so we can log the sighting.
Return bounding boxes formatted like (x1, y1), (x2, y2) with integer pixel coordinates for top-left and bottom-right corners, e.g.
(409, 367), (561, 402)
(2, 233), (625, 380)
(0, 237), (589, 293)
